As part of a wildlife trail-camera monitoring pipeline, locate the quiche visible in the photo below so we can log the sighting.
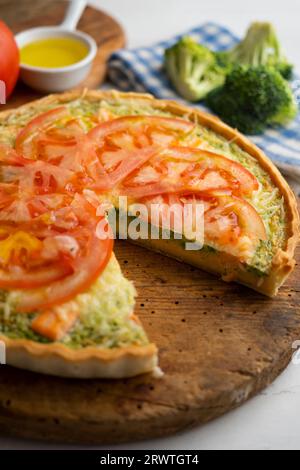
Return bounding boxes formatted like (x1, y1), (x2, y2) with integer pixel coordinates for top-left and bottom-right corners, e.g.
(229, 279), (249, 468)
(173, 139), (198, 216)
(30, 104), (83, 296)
(0, 90), (298, 378)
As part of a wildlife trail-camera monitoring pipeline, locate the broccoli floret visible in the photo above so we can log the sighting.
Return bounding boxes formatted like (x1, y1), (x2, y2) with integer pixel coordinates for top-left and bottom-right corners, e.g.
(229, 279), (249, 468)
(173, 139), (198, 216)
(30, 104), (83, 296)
(206, 66), (298, 135)
(276, 62), (294, 81)
(223, 22), (293, 80)
(164, 37), (227, 102)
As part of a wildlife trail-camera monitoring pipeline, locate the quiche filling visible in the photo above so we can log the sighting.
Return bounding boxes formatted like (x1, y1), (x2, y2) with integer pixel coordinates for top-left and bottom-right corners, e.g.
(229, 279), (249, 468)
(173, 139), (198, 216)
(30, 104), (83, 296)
(0, 255), (147, 348)
(0, 94), (288, 347)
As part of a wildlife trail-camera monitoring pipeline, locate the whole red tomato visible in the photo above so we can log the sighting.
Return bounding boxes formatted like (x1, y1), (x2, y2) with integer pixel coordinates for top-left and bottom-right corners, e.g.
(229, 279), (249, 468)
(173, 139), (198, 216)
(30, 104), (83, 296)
(0, 21), (19, 98)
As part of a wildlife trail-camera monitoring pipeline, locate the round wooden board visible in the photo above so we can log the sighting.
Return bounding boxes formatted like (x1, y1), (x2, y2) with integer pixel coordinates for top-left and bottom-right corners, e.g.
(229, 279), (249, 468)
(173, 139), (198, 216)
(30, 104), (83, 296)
(0, 0), (126, 110)
(0, 237), (299, 444)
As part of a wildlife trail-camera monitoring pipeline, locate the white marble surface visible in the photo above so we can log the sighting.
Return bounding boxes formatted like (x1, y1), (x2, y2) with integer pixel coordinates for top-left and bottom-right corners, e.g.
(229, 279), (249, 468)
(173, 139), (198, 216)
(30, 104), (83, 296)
(1, 0), (300, 450)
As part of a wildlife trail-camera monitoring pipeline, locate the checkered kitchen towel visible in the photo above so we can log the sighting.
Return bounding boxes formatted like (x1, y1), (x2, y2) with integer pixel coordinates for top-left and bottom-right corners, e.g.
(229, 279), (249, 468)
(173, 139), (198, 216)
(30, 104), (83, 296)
(108, 23), (300, 184)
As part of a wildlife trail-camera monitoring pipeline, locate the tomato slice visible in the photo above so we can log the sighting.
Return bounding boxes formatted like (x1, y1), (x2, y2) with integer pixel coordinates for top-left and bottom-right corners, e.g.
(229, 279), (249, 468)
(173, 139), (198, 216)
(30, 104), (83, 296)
(142, 192), (266, 262)
(42, 135), (106, 186)
(169, 148), (259, 195)
(88, 116), (195, 190)
(15, 107), (69, 158)
(96, 147), (161, 190)
(201, 194), (266, 243)
(20, 120), (111, 193)
(1, 142), (80, 197)
(15, 115), (196, 195)
(0, 144), (29, 166)
(0, 263), (71, 289)
(15, 215), (114, 312)
(0, 192), (114, 294)
(0, 193), (68, 224)
(36, 121), (85, 167)
(40, 119), (84, 144)
(88, 116), (195, 143)
(121, 147), (259, 199)
(0, 227), (72, 288)
(2, 160), (74, 194)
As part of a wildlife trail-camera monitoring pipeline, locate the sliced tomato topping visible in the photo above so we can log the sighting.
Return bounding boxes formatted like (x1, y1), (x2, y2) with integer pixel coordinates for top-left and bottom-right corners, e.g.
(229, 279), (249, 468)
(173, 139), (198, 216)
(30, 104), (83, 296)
(16, 117), (111, 193)
(169, 148), (259, 195)
(0, 194), (68, 224)
(39, 119), (84, 144)
(141, 192), (266, 262)
(0, 193), (113, 293)
(43, 136), (107, 190)
(15, 213), (114, 312)
(0, 228), (72, 288)
(88, 116), (195, 143)
(1, 160), (74, 194)
(15, 107), (69, 158)
(0, 109), (266, 339)
(121, 147), (259, 199)
(0, 144), (29, 166)
(36, 121), (85, 169)
(0, 263), (71, 289)
(88, 116), (195, 190)
(200, 194), (266, 246)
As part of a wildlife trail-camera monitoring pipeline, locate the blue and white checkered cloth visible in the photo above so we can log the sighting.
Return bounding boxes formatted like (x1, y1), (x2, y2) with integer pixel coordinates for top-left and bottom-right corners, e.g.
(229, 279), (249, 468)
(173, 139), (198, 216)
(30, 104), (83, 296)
(108, 23), (300, 185)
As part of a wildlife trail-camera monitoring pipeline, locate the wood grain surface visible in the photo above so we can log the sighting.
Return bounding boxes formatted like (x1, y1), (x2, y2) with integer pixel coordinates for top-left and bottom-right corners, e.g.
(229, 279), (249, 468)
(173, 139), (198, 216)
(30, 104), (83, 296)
(0, 239), (299, 444)
(0, 0), (126, 109)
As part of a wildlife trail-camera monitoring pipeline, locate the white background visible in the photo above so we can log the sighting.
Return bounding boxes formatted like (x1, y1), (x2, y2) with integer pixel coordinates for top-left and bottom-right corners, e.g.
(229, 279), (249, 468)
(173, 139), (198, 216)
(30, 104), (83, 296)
(1, 0), (300, 450)
(89, 0), (300, 70)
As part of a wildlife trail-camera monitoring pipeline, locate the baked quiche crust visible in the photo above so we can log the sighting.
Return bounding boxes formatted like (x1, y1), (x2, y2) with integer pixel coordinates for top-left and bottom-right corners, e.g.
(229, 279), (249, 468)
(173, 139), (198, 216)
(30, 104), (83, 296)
(0, 335), (158, 378)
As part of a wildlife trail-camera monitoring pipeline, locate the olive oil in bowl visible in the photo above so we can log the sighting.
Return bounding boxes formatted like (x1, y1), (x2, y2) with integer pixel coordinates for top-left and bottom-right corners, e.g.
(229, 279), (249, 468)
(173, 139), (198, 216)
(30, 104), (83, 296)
(20, 37), (89, 69)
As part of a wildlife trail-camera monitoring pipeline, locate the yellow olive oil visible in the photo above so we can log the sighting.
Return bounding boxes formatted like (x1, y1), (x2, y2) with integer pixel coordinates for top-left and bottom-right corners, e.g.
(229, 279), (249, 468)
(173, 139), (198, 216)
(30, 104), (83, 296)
(20, 37), (89, 68)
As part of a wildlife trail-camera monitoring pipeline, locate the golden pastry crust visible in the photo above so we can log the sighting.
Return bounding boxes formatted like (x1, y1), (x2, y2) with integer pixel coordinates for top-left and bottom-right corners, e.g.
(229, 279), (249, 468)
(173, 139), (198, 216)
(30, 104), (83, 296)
(0, 334), (158, 378)
(0, 89), (298, 378)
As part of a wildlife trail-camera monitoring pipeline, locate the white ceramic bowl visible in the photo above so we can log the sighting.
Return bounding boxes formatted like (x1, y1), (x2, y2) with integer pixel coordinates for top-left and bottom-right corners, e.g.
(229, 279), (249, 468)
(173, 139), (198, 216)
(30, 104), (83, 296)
(15, 27), (97, 93)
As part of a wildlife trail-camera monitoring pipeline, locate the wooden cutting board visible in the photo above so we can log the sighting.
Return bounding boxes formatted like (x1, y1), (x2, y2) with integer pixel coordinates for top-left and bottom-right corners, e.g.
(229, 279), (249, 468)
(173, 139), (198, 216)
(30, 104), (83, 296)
(1, 0), (126, 110)
(0, 239), (299, 444)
